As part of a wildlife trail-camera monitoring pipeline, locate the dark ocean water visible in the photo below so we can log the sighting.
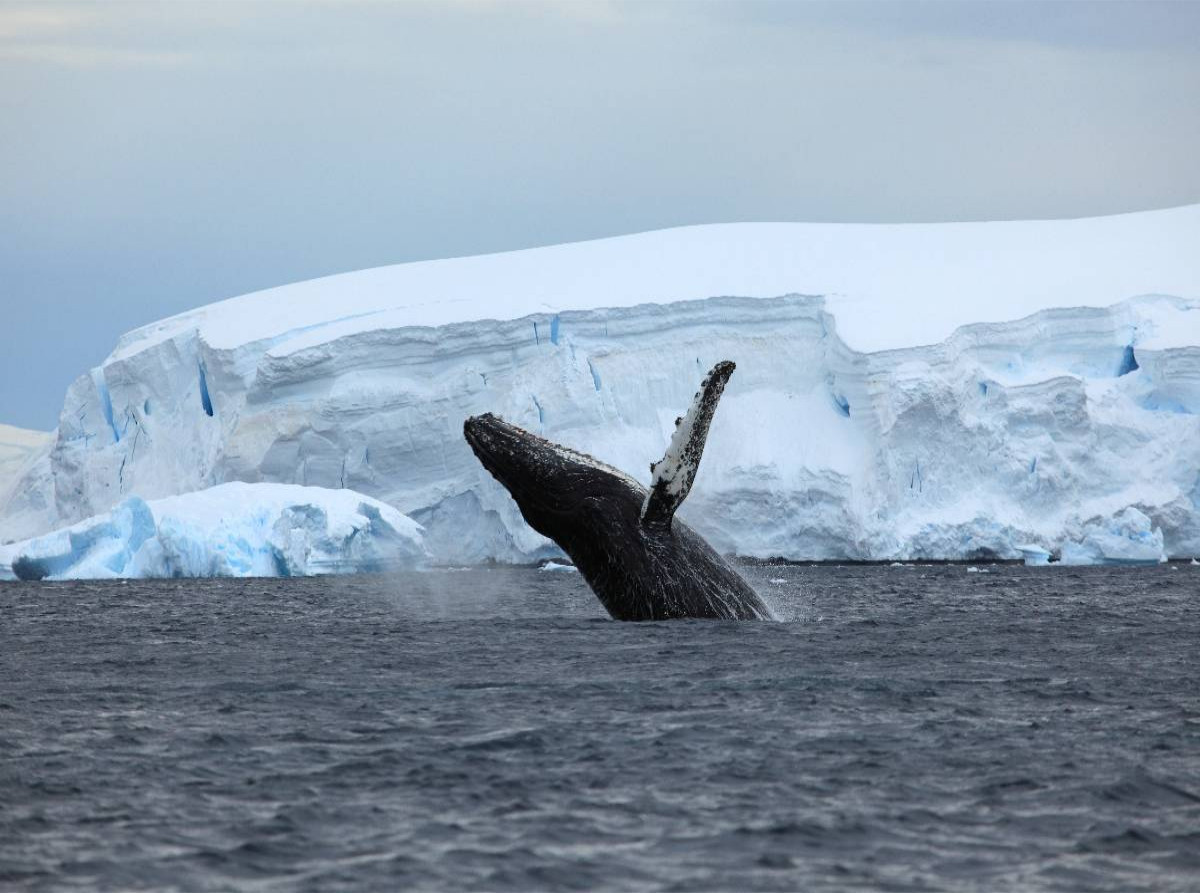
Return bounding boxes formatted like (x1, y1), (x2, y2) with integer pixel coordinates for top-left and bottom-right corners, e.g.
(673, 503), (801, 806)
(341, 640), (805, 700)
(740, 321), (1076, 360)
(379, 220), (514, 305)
(1, 564), (1198, 892)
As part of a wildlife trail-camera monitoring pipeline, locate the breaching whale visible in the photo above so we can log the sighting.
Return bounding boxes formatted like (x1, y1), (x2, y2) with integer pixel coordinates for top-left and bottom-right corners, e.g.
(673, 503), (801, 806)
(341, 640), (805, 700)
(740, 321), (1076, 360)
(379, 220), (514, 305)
(463, 361), (773, 621)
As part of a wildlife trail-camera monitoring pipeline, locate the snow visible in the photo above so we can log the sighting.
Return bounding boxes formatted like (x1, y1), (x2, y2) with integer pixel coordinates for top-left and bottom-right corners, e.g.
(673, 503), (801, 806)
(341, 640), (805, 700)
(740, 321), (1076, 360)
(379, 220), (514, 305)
(0, 424), (51, 481)
(2, 206), (1199, 567)
(0, 482), (424, 581)
(0, 424), (52, 502)
(107, 205), (1200, 362)
(0, 425), (54, 547)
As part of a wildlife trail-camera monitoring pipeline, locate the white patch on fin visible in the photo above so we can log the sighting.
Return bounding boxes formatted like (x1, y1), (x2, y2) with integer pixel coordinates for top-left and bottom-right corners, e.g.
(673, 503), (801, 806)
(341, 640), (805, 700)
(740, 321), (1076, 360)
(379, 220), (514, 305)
(641, 361), (735, 526)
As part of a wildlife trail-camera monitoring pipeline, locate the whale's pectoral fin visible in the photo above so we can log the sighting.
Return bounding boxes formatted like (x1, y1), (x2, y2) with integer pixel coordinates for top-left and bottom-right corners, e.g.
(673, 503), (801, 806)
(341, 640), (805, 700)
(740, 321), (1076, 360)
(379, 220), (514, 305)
(642, 360), (736, 528)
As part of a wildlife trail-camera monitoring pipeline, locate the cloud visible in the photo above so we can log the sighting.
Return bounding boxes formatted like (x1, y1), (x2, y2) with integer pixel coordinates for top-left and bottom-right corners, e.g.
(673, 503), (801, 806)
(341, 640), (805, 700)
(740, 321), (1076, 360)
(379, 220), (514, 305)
(0, 0), (1198, 429)
(0, 5), (88, 39)
(716, 0), (1200, 53)
(0, 41), (191, 68)
(0, 2), (190, 67)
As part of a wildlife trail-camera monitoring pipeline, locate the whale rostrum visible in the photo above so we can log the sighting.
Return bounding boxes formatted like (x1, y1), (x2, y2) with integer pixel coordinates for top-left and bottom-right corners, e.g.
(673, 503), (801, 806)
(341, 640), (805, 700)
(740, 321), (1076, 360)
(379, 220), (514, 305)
(463, 361), (772, 621)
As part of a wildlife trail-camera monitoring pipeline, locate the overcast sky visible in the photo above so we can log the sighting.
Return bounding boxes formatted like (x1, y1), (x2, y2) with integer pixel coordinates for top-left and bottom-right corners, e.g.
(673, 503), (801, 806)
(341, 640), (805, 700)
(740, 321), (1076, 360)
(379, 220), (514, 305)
(2, 0), (1199, 429)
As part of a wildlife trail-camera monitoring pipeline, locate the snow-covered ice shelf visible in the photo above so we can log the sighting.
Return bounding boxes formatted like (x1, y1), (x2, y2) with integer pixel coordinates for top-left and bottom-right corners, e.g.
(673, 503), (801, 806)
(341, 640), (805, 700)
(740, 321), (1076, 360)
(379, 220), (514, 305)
(2, 206), (1198, 568)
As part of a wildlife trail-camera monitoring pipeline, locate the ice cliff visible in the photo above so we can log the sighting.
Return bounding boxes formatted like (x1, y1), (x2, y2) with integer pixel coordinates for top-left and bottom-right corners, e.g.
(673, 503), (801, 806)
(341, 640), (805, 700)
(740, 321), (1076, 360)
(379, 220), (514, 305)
(2, 206), (1198, 565)
(0, 482), (425, 581)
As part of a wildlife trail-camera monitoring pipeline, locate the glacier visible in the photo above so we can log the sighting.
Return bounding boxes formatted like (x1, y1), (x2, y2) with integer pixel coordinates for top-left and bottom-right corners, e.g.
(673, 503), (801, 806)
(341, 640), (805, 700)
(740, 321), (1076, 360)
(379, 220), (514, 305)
(0, 424), (53, 532)
(0, 482), (425, 581)
(2, 206), (1199, 569)
(0, 424), (51, 491)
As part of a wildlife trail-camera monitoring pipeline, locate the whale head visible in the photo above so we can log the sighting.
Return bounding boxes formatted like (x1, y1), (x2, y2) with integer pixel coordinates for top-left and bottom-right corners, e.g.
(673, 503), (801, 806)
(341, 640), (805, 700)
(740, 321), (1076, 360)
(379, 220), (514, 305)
(462, 413), (644, 547)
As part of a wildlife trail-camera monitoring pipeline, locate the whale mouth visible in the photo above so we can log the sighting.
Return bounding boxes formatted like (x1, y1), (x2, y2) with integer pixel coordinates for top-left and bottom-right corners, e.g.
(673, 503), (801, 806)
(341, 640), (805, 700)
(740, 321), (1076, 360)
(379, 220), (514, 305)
(461, 413), (490, 450)
(464, 413), (607, 513)
(463, 413), (511, 458)
(463, 413), (647, 526)
(465, 413), (644, 490)
(463, 413), (528, 491)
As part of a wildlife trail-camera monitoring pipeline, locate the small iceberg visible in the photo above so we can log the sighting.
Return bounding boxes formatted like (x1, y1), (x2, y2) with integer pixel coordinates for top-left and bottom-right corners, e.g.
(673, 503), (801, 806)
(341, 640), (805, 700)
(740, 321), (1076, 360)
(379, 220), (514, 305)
(1015, 544), (1052, 567)
(1059, 508), (1166, 567)
(538, 560), (578, 573)
(0, 482), (425, 581)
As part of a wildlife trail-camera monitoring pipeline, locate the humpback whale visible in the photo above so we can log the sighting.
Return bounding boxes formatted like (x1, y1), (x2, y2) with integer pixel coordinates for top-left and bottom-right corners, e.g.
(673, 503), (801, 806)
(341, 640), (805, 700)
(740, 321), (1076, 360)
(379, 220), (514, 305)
(463, 361), (772, 621)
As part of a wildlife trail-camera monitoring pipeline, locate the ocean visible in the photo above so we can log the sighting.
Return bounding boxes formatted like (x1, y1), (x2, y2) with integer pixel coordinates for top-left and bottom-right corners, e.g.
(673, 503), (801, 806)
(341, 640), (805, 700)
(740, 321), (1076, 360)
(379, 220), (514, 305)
(2, 564), (1198, 891)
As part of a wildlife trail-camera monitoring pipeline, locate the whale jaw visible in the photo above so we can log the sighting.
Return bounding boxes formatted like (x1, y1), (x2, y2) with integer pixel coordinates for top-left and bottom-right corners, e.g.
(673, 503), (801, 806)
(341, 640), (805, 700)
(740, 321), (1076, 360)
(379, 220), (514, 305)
(462, 413), (643, 542)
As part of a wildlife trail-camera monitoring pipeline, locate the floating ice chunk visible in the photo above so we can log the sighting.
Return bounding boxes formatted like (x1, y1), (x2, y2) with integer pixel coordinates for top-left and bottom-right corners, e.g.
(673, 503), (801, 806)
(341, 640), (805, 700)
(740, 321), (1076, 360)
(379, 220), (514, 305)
(1, 482), (424, 580)
(538, 560), (578, 573)
(1015, 544), (1052, 567)
(1059, 508), (1166, 567)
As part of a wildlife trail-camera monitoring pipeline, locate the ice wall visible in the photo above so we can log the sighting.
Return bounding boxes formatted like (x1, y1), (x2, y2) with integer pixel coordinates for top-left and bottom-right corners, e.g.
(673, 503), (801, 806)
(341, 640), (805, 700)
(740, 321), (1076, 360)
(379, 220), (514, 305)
(2, 209), (1198, 563)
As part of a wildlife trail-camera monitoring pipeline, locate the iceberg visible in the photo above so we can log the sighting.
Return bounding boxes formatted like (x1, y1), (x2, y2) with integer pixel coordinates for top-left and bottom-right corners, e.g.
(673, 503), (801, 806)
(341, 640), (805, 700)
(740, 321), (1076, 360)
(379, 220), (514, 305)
(1058, 508), (1166, 567)
(2, 206), (1199, 566)
(539, 560), (579, 573)
(1015, 544), (1052, 567)
(0, 482), (425, 581)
